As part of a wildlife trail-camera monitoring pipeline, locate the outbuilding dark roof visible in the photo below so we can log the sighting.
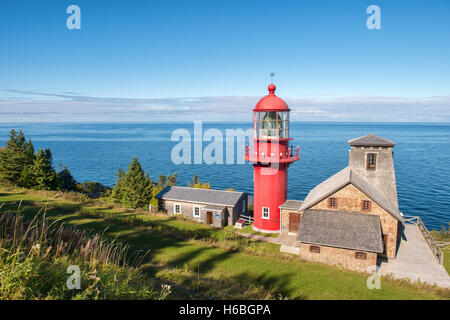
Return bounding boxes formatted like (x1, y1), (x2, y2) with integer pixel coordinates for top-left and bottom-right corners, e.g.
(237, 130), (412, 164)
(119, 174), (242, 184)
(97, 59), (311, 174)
(299, 167), (403, 222)
(155, 186), (244, 207)
(296, 209), (384, 253)
(279, 200), (303, 211)
(348, 133), (396, 147)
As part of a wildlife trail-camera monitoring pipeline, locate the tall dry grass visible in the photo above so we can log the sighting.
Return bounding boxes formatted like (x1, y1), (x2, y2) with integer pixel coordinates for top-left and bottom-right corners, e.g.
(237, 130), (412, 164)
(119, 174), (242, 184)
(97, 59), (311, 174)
(0, 201), (168, 300)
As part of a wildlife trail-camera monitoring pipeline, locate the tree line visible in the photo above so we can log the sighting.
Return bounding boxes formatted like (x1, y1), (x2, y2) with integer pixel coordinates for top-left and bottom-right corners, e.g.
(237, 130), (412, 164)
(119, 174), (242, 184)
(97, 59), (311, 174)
(0, 130), (77, 191)
(0, 130), (212, 210)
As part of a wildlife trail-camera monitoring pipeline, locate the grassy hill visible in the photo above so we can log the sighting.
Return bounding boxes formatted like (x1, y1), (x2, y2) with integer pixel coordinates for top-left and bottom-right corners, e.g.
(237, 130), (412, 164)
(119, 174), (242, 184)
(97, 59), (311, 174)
(0, 186), (449, 300)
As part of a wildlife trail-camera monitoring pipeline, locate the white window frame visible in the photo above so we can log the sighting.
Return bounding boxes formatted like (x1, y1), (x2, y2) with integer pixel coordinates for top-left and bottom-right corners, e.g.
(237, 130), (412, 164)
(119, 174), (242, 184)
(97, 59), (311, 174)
(262, 207), (270, 219)
(193, 206), (201, 218)
(174, 203), (181, 215)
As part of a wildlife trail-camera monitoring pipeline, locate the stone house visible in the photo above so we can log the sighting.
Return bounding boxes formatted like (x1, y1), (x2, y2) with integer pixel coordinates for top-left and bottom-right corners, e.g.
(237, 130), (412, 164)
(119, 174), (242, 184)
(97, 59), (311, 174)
(279, 134), (404, 272)
(155, 186), (248, 228)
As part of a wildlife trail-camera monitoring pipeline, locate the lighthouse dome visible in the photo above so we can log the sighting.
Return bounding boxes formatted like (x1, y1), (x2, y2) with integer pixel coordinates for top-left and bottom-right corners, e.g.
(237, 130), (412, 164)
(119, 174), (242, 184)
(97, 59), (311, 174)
(254, 84), (290, 111)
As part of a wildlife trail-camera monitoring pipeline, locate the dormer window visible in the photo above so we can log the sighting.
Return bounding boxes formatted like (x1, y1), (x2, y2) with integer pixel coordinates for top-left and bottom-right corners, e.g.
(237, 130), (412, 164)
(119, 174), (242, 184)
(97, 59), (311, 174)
(367, 153), (377, 170)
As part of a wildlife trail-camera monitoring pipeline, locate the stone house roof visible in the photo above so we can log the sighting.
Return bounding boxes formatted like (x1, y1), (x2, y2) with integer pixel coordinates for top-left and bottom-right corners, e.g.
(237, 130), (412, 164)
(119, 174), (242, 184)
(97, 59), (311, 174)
(296, 209), (384, 253)
(155, 186), (245, 207)
(279, 200), (303, 211)
(298, 167), (403, 222)
(348, 133), (396, 147)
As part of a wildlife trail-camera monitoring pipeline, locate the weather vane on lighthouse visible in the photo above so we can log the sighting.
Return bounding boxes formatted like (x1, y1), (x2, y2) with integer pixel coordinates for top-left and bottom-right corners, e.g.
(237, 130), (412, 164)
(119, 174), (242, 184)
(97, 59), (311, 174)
(270, 72), (275, 84)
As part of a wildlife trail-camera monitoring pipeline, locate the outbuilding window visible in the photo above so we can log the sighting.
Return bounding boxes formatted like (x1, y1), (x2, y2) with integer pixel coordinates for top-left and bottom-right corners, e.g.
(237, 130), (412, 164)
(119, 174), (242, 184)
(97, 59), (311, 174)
(309, 245), (320, 254)
(361, 200), (371, 212)
(193, 206), (200, 218)
(262, 207), (270, 219)
(367, 153), (377, 170)
(355, 252), (367, 260)
(242, 199), (246, 213)
(174, 204), (181, 215)
(328, 197), (337, 209)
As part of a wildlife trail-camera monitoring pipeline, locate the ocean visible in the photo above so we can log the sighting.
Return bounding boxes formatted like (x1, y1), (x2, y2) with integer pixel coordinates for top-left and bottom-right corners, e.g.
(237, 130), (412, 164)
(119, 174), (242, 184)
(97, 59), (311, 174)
(0, 122), (449, 230)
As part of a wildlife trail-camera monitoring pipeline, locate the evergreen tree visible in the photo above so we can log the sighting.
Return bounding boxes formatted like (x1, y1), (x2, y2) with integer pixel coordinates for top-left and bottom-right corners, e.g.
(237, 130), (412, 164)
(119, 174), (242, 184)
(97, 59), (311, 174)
(18, 165), (35, 189)
(17, 138), (37, 188)
(32, 149), (57, 190)
(149, 172), (177, 207)
(188, 175), (211, 189)
(0, 130), (29, 183)
(24, 138), (36, 166)
(167, 173), (177, 186)
(158, 174), (167, 186)
(57, 164), (77, 191)
(111, 167), (126, 202)
(120, 158), (153, 208)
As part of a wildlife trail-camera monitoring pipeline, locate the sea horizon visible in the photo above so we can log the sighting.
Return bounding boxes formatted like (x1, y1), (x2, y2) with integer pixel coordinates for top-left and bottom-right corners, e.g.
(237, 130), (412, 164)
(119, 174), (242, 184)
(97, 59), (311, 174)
(1, 121), (448, 230)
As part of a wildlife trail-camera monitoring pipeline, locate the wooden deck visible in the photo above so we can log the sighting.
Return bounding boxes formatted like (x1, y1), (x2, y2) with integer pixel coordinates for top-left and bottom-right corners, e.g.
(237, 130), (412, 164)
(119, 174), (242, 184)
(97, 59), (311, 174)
(378, 224), (450, 288)
(278, 232), (300, 255)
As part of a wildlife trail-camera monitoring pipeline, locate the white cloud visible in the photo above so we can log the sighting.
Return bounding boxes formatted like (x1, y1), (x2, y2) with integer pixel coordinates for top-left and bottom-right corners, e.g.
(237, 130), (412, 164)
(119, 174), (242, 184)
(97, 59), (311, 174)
(0, 89), (449, 122)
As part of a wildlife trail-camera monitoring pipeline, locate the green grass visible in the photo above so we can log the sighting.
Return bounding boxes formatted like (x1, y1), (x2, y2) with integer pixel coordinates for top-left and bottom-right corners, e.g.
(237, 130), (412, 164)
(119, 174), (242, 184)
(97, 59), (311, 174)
(1, 186), (449, 300)
(443, 251), (450, 275)
(430, 229), (450, 274)
(232, 224), (279, 238)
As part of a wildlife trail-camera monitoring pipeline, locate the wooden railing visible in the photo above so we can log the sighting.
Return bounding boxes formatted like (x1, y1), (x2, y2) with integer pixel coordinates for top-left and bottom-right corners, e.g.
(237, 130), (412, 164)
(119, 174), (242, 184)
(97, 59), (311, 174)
(239, 214), (254, 224)
(403, 216), (444, 264)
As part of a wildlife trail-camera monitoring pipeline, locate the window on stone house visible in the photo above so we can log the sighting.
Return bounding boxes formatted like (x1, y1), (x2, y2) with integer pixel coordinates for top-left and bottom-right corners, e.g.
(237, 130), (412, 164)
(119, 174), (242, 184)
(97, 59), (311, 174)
(355, 252), (367, 260)
(361, 200), (371, 212)
(367, 153), (377, 170)
(174, 204), (181, 215)
(310, 245), (320, 254)
(328, 197), (337, 209)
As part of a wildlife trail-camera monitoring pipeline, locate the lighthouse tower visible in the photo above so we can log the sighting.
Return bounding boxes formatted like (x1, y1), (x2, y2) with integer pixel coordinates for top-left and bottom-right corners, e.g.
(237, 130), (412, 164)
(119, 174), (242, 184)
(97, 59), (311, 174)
(244, 84), (299, 233)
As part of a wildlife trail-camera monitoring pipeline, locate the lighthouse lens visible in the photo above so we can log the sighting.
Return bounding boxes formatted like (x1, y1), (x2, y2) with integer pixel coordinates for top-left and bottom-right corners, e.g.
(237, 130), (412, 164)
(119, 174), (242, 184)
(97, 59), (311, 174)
(253, 111), (289, 138)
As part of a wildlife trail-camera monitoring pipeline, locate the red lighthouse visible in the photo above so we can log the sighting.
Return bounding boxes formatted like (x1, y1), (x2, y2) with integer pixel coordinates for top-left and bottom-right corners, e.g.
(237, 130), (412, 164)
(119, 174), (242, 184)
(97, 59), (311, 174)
(244, 83), (299, 233)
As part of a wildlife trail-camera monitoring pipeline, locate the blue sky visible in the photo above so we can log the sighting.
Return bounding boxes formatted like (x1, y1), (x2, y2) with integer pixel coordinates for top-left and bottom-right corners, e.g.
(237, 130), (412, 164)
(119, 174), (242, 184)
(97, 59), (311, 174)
(0, 0), (449, 122)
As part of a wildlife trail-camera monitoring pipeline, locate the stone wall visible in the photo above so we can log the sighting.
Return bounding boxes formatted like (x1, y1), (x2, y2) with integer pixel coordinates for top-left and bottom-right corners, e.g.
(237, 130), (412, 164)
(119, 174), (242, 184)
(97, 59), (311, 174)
(310, 183), (399, 258)
(280, 209), (290, 233)
(280, 209), (301, 234)
(349, 146), (398, 210)
(298, 243), (377, 273)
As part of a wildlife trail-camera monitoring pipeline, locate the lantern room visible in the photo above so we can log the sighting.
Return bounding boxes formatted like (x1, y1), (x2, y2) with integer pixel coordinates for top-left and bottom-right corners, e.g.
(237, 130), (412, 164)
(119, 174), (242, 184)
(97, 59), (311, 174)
(252, 84), (291, 140)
